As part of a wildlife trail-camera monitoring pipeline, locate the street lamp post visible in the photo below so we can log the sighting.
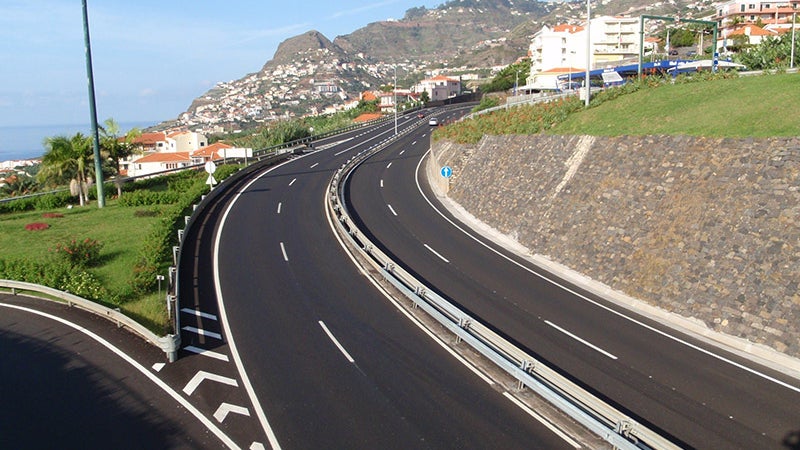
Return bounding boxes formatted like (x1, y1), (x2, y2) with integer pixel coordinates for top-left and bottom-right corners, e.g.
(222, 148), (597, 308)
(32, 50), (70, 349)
(81, 0), (105, 208)
(394, 65), (398, 135)
(584, 0), (591, 107)
(792, 13), (797, 69)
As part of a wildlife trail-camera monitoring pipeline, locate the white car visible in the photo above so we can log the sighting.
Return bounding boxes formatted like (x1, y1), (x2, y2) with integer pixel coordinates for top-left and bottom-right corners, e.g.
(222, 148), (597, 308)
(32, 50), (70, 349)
(428, 117), (439, 126)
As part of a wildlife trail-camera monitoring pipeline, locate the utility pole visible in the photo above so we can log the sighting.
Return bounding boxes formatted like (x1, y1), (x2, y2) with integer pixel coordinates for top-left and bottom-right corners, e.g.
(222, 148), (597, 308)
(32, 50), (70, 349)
(585, 0), (591, 107)
(82, 0), (105, 208)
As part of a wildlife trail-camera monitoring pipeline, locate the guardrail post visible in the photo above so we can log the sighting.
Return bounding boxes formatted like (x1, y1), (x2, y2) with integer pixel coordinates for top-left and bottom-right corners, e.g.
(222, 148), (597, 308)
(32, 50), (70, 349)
(172, 246), (180, 265)
(184, 215), (190, 225)
(160, 334), (180, 363)
(177, 229), (184, 243)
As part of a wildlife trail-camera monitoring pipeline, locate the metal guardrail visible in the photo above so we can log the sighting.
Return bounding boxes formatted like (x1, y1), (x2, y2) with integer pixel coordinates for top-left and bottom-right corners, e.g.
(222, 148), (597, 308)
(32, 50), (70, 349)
(0, 279), (179, 361)
(325, 132), (681, 449)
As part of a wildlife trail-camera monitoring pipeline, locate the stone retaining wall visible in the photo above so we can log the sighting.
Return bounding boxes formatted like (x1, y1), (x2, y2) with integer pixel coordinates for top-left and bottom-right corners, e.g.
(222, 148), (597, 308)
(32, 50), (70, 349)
(430, 134), (800, 357)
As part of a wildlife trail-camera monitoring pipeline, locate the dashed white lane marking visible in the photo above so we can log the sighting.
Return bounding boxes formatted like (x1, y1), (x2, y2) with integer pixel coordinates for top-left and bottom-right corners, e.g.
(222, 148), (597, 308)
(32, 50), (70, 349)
(387, 204), (398, 216)
(288, 178), (296, 186)
(185, 345), (230, 362)
(319, 321), (355, 363)
(181, 308), (218, 321)
(152, 362), (165, 372)
(380, 179), (384, 188)
(545, 320), (618, 360)
(277, 202), (282, 214)
(310, 162), (319, 168)
(214, 402), (251, 423)
(503, 392), (582, 448)
(411, 141), (417, 146)
(183, 371), (239, 396)
(424, 243), (450, 263)
(280, 242), (289, 261)
(399, 149), (405, 155)
(386, 162), (392, 169)
(182, 326), (222, 340)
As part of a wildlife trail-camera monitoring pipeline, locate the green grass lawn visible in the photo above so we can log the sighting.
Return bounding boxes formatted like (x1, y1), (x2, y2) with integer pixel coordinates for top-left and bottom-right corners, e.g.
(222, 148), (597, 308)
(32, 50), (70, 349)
(0, 198), (174, 331)
(551, 73), (800, 137)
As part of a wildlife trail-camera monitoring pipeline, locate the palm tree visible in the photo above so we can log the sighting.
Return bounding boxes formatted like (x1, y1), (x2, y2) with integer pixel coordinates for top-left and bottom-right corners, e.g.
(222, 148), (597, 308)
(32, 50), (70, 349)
(38, 133), (95, 206)
(100, 118), (141, 197)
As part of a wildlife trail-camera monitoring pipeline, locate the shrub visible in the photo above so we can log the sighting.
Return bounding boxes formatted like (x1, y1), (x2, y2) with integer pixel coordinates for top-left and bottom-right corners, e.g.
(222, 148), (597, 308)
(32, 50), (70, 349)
(25, 222), (49, 231)
(53, 237), (104, 267)
(42, 212), (64, 218)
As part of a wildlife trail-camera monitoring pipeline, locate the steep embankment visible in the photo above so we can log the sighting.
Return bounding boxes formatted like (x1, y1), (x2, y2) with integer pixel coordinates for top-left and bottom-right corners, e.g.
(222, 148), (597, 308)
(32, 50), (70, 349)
(429, 134), (800, 358)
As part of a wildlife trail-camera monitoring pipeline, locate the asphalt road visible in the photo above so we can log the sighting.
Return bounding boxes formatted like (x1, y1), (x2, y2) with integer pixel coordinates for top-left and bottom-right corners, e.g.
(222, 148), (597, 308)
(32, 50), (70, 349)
(343, 110), (800, 449)
(0, 294), (220, 449)
(179, 113), (581, 449)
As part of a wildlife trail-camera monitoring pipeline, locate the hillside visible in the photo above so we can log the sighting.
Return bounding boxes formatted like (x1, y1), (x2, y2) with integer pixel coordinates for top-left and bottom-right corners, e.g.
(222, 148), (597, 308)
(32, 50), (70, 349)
(169, 0), (720, 132)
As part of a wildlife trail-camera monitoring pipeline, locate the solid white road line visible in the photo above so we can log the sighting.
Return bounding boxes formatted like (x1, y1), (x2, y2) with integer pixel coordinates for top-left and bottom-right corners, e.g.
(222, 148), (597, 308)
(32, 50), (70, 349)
(183, 371), (239, 395)
(185, 345), (230, 362)
(545, 321), (618, 360)
(424, 244), (450, 263)
(182, 326), (222, 340)
(280, 242), (289, 262)
(0, 303), (240, 449)
(414, 152), (800, 393)
(319, 321), (355, 363)
(503, 392), (582, 448)
(387, 204), (398, 216)
(181, 308), (218, 321)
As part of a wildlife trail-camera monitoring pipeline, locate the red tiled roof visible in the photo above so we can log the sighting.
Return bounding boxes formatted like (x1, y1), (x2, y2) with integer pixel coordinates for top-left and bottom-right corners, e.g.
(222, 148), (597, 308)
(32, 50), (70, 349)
(729, 25), (777, 36)
(361, 91), (378, 102)
(131, 132), (168, 145)
(191, 142), (232, 159)
(134, 152), (190, 163)
(426, 75), (458, 82)
(553, 24), (584, 33)
(354, 113), (383, 123)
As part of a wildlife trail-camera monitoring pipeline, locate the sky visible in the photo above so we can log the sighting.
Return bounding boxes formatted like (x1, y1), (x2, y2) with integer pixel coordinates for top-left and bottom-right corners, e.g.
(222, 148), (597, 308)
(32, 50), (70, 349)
(0, 0), (440, 128)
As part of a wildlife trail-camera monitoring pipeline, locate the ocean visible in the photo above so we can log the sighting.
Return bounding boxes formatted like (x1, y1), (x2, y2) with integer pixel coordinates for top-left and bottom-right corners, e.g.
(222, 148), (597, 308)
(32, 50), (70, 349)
(0, 121), (158, 162)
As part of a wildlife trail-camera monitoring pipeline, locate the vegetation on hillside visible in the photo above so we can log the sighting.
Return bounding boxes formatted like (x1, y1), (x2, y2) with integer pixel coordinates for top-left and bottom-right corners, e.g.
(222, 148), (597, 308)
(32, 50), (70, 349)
(435, 70), (797, 144)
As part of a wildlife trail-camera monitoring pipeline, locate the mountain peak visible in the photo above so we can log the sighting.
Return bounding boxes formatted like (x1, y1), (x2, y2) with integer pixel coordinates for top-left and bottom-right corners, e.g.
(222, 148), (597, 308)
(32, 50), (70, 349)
(263, 30), (343, 71)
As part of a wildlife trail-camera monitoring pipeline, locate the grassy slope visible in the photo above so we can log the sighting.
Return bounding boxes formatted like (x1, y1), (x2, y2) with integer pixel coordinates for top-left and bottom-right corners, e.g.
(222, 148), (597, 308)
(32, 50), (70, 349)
(550, 73), (800, 137)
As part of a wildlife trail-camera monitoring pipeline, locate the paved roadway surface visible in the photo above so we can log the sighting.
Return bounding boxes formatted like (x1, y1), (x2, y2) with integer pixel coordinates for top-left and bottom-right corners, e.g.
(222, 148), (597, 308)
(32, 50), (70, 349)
(344, 108), (800, 449)
(176, 113), (586, 449)
(0, 293), (221, 449)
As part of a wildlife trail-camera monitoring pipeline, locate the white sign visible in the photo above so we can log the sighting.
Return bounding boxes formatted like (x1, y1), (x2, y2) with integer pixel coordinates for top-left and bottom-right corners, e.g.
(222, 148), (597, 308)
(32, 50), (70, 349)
(204, 161), (217, 174)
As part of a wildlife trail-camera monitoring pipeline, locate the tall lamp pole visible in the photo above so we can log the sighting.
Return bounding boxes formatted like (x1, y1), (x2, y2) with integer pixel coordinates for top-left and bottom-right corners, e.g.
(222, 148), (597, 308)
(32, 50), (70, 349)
(584, 0), (591, 107)
(82, 0), (105, 208)
(393, 65), (398, 135)
(792, 13), (797, 69)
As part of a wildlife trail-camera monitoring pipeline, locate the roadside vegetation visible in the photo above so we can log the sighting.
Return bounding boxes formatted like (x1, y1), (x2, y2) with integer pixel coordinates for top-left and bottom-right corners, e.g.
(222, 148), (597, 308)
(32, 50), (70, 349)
(436, 71), (799, 144)
(0, 166), (239, 333)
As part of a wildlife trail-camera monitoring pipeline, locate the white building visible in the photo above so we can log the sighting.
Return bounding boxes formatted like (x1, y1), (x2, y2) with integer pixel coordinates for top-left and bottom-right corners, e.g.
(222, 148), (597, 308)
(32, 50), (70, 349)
(526, 16), (641, 89)
(415, 75), (461, 101)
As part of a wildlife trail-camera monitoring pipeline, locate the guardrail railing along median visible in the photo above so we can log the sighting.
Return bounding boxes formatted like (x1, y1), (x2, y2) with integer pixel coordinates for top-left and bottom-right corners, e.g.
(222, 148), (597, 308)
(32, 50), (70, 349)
(326, 136), (681, 450)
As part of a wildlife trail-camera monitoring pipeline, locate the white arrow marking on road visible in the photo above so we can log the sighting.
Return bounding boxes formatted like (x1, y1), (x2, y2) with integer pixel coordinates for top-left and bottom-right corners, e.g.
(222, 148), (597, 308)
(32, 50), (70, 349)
(182, 326), (222, 340)
(214, 402), (251, 423)
(183, 371), (239, 396)
(185, 345), (230, 362)
(181, 308), (218, 321)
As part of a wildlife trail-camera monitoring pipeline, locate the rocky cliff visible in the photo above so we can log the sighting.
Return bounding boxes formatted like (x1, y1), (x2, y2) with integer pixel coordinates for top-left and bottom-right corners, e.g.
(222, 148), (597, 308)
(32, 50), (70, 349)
(430, 134), (800, 357)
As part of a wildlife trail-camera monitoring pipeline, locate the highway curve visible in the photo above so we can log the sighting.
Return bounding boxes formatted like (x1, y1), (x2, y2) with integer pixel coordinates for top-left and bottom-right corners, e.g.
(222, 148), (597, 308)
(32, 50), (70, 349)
(179, 113), (584, 449)
(343, 110), (800, 449)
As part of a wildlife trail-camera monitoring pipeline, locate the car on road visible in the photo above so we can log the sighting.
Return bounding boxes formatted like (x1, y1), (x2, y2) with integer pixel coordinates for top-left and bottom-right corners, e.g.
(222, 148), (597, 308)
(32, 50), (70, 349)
(428, 117), (439, 126)
(417, 112), (425, 118)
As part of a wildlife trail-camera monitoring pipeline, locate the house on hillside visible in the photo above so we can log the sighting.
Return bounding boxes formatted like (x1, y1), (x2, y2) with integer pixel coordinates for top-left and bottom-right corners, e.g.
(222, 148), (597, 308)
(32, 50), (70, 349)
(414, 75), (461, 101)
(128, 152), (192, 178)
(718, 24), (779, 51)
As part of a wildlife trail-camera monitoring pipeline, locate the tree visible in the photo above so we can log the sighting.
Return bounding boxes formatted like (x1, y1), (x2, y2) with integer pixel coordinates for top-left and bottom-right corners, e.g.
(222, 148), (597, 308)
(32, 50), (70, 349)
(100, 118), (141, 197)
(38, 133), (95, 206)
(481, 59), (532, 93)
(0, 174), (38, 197)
